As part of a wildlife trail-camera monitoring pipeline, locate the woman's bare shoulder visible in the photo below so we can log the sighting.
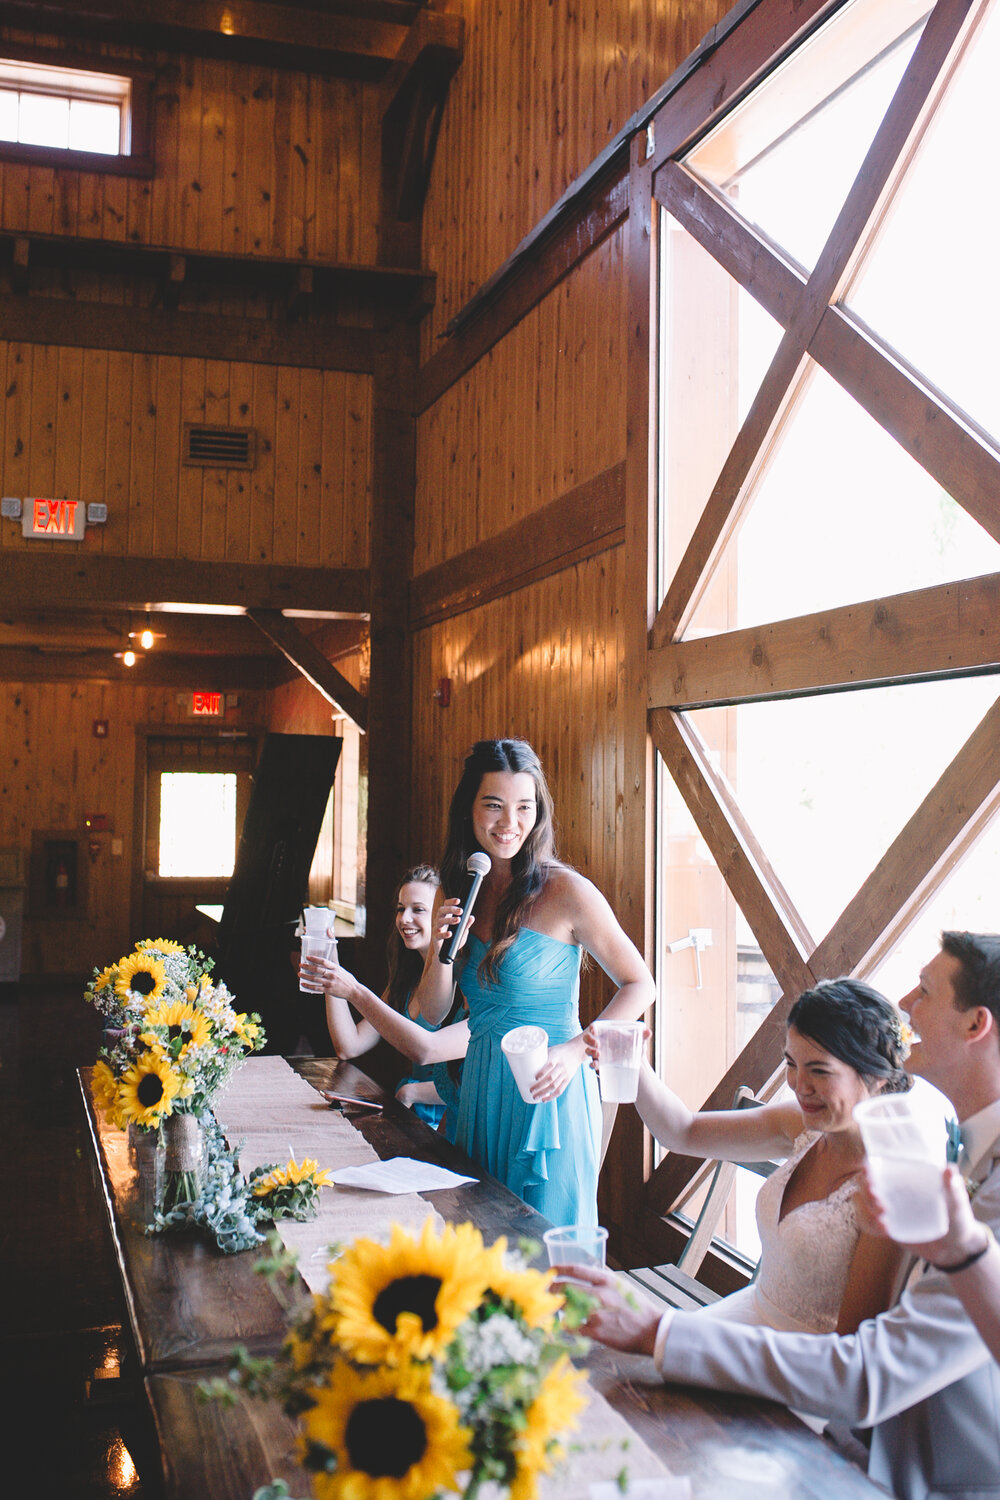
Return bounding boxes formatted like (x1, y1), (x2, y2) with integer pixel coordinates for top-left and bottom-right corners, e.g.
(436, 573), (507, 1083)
(537, 861), (590, 902)
(535, 864), (611, 925)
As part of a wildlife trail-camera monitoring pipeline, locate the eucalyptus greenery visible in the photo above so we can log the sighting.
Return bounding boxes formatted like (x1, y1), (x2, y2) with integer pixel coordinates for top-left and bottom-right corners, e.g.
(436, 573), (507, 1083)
(147, 1114), (266, 1254)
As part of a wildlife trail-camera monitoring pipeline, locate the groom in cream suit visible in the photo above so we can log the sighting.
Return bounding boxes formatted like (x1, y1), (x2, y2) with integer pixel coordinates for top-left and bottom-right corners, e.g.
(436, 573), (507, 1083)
(571, 931), (1000, 1500)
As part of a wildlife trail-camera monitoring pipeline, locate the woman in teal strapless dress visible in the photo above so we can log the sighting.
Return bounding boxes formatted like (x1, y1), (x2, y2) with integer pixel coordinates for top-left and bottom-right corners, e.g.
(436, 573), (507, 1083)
(412, 739), (656, 1226)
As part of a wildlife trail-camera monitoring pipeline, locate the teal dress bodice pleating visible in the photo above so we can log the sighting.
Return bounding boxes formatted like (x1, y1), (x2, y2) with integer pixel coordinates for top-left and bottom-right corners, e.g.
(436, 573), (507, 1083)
(454, 928), (602, 1225)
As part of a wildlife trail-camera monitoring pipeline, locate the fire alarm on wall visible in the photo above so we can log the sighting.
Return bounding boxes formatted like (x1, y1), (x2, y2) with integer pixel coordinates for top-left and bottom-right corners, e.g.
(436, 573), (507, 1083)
(434, 678), (451, 708)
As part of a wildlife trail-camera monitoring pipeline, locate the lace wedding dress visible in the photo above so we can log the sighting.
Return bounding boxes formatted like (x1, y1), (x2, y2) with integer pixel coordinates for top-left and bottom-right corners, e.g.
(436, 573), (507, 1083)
(698, 1130), (861, 1334)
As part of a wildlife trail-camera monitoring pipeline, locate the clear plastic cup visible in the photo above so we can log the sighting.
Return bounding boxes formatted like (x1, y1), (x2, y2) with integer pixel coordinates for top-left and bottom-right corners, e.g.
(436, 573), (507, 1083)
(500, 1025), (548, 1103)
(302, 905), (333, 936)
(591, 1019), (644, 1103)
(300, 934), (336, 994)
(854, 1093), (949, 1241)
(543, 1224), (609, 1268)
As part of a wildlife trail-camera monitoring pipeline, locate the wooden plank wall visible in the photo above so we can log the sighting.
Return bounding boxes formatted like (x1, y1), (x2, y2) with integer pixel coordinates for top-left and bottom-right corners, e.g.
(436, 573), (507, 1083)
(0, 341), (373, 569)
(414, 232), (627, 569)
(420, 0), (731, 353)
(0, 30), (382, 977)
(412, 0), (732, 1246)
(0, 34), (381, 261)
(0, 678), (266, 976)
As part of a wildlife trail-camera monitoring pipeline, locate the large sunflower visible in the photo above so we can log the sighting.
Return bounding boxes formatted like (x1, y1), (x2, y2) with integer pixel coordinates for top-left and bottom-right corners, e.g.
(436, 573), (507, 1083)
(138, 937), (186, 955)
(304, 1359), (471, 1500)
(327, 1219), (494, 1365)
(142, 998), (212, 1054)
(115, 950), (167, 1007)
(91, 965), (118, 994)
(117, 1050), (184, 1128)
(91, 1058), (119, 1115)
(231, 1012), (262, 1047)
(482, 1243), (564, 1328)
(509, 1356), (587, 1500)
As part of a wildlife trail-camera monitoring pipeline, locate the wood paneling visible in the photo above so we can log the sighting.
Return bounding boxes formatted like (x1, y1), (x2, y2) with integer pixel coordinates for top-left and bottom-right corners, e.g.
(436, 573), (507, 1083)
(420, 0), (732, 354)
(0, 677), (266, 975)
(0, 40), (382, 262)
(409, 461), (625, 629)
(0, 341), (373, 569)
(414, 229), (628, 574)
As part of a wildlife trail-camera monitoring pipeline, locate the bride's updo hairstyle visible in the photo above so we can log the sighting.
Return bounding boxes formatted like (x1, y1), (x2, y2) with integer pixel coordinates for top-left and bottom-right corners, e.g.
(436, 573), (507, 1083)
(787, 978), (911, 1095)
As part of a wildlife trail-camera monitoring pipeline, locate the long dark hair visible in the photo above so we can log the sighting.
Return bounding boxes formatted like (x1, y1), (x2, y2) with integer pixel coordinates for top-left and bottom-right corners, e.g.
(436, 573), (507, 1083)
(384, 864), (440, 1012)
(441, 739), (559, 983)
(787, 978), (910, 1095)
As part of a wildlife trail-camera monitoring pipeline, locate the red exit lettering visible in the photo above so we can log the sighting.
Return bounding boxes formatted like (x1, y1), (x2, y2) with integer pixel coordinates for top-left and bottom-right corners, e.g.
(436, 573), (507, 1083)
(32, 498), (79, 534)
(192, 692), (222, 717)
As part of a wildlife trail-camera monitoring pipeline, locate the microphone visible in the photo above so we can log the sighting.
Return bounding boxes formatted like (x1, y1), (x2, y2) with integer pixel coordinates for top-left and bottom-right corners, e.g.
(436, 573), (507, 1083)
(439, 852), (491, 965)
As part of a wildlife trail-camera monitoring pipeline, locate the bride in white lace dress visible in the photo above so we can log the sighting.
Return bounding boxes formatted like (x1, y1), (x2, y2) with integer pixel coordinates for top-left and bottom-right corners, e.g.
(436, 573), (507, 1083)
(589, 979), (911, 1335)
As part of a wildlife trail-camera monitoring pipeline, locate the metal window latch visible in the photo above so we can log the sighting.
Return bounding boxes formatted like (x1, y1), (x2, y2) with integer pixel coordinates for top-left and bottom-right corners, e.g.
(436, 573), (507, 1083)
(666, 928), (713, 989)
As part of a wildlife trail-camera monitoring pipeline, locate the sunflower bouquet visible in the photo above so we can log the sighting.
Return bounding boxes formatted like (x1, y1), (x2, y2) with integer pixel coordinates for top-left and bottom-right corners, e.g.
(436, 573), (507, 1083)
(249, 1156), (335, 1222)
(86, 937), (265, 1132)
(211, 1219), (593, 1500)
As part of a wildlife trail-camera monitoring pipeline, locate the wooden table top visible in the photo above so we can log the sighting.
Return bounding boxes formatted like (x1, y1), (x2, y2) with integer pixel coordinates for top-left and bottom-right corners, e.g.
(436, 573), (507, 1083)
(80, 1055), (887, 1500)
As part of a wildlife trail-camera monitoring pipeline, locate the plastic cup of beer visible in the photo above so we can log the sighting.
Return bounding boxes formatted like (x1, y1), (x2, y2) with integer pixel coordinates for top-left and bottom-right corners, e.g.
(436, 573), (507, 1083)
(543, 1224), (609, 1269)
(591, 1020), (645, 1103)
(500, 1025), (549, 1103)
(854, 1093), (949, 1241)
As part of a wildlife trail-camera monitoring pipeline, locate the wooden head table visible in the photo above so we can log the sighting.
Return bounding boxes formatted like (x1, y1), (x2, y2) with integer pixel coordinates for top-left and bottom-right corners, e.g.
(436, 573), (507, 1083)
(80, 1055), (887, 1500)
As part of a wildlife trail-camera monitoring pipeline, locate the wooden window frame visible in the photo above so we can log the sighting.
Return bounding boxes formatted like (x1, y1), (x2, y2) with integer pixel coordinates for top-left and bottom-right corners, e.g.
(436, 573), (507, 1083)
(0, 43), (154, 177)
(628, 0), (1000, 1233)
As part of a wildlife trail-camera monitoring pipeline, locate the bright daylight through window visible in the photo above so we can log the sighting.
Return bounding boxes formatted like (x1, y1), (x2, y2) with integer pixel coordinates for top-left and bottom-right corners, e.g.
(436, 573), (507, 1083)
(654, 0), (1000, 1257)
(158, 773), (237, 879)
(0, 58), (130, 154)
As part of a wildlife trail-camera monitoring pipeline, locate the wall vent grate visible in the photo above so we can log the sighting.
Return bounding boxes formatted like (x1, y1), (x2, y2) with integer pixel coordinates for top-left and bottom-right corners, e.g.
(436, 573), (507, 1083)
(183, 423), (256, 469)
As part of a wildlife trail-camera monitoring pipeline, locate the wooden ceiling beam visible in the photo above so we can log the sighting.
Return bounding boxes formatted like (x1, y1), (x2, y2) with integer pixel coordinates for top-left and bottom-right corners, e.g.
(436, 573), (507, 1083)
(247, 607), (368, 730)
(381, 9), (464, 228)
(0, 552), (369, 615)
(0, 229), (435, 311)
(649, 573), (1000, 709)
(408, 461), (626, 629)
(0, 295), (377, 373)
(0, 1), (415, 78)
(0, 645), (274, 688)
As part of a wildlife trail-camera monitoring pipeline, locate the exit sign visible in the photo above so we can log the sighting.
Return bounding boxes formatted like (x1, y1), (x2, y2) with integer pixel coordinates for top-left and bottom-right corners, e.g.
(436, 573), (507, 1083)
(191, 692), (222, 717)
(22, 498), (86, 540)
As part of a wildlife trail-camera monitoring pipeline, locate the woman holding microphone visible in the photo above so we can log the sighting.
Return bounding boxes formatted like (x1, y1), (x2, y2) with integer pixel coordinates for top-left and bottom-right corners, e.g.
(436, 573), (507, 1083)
(410, 738), (655, 1226)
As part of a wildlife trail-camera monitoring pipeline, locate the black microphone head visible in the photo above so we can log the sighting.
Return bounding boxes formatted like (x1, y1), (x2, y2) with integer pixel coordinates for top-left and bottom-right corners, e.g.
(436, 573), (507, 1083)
(467, 852), (491, 876)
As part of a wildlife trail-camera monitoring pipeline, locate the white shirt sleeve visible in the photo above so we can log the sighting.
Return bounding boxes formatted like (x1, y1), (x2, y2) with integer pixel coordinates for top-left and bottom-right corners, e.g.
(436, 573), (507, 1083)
(655, 1173), (1000, 1429)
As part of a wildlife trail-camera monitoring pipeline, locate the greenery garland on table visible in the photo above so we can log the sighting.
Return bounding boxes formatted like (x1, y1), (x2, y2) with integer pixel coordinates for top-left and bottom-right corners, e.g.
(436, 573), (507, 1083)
(148, 1115), (335, 1254)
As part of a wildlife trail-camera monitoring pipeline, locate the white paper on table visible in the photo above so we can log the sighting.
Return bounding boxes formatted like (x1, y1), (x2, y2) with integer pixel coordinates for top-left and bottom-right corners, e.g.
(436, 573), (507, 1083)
(589, 1480), (692, 1499)
(330, 1157), (478, 1194)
